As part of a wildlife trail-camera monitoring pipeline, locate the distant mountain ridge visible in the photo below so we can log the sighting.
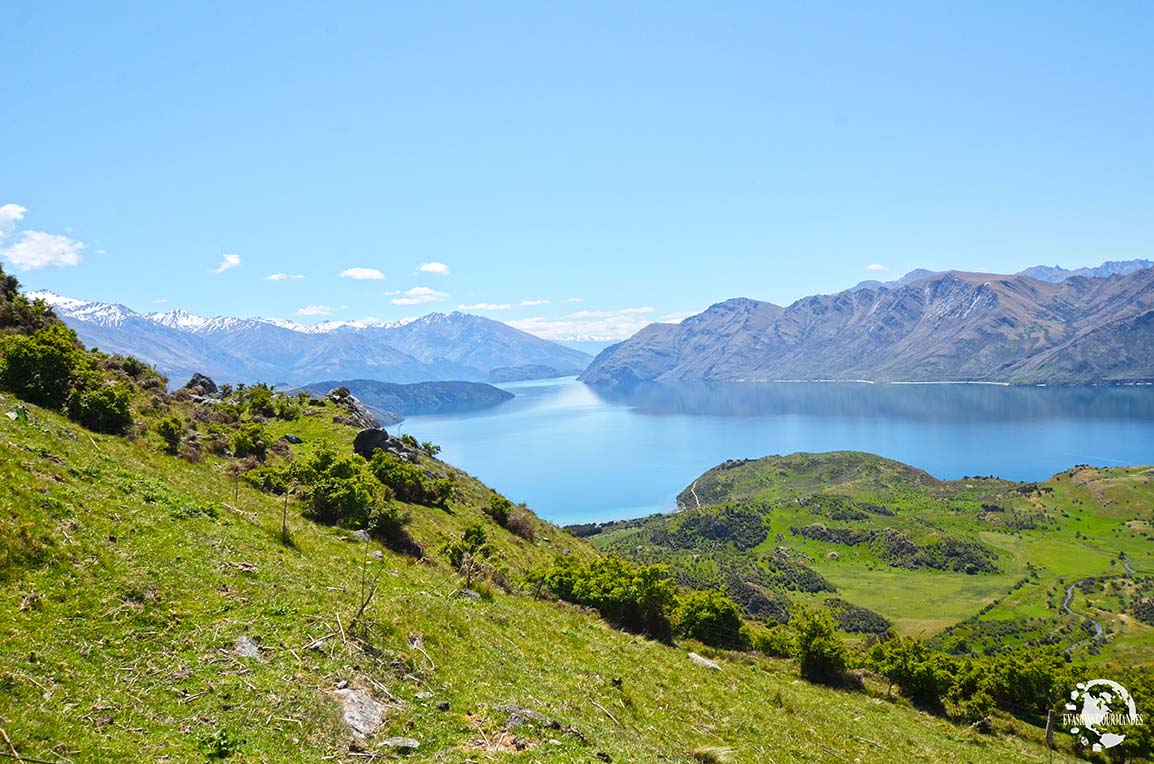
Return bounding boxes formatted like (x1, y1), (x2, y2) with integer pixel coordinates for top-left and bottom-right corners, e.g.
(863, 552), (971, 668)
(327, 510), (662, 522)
(852, 258), (1154, 291)
(296, 379), (515, 424)
(29, 292), (591, 386)
(581, 265), (1154, 386)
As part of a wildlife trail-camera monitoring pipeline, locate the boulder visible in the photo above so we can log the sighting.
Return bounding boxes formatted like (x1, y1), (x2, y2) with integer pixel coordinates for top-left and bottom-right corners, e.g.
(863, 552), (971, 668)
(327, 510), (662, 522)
(279, 433), (303, 444)
(353, 428), (391, 459)
(182, 373), (218, 396)
(333, 686), (386, 739)
(687, 652), (721, 670)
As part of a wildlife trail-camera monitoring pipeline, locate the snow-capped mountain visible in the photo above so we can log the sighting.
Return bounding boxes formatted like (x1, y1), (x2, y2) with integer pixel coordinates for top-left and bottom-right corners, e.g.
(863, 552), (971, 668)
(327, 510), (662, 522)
(27, 291), (591, 387)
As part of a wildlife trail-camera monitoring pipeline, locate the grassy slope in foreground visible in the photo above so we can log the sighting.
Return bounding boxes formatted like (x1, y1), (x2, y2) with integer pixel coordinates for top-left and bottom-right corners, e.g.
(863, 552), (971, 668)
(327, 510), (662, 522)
(594, 451), (1154, 665)
(0, 399), (1080, 764)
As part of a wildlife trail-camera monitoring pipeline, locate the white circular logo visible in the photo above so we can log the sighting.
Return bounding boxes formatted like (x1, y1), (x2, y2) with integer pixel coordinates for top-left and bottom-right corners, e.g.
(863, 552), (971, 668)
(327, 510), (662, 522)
(1065, 679), (1141, 752)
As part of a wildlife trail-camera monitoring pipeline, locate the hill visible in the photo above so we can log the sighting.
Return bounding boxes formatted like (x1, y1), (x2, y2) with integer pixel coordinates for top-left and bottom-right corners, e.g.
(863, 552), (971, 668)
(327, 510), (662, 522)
(580, 268), (1154, 385)
(0, 266), (1119, 763)
(586, 452), (1154, 665)
(29, 291), (591, 385)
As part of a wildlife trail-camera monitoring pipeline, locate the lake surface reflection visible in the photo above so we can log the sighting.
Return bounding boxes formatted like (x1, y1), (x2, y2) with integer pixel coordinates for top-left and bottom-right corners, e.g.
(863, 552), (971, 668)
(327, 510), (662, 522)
(399, 379), (1154, 525)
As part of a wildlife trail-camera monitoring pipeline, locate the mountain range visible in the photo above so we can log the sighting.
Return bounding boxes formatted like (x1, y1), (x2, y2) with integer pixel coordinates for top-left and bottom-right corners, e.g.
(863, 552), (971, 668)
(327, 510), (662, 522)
(581, 263), (1154, 386)
(29, 292), (591, 386)
(851, 258), (1154, 291)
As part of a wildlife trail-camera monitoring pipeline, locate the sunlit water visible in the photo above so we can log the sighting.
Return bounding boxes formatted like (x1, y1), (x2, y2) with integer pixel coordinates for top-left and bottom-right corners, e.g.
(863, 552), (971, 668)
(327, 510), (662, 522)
(397, 378), (1154, 525)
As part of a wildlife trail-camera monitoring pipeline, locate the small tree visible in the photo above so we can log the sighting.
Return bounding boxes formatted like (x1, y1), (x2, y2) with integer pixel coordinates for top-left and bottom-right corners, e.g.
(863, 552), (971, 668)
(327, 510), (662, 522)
(673, 588), (747, 649)
(156, 416), (184, 455)
(66, 381), (133, 434)
(792, 608), (848, 686)
(0, 325), (85, 409)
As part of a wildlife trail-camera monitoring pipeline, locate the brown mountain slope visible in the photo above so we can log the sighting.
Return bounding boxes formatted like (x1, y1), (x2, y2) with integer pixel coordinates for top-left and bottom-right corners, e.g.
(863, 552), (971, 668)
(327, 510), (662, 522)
(581, 268), (1154, 385)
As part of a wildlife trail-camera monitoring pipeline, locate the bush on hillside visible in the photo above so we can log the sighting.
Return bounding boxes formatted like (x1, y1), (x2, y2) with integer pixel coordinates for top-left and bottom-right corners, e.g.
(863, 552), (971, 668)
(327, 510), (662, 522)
(792, 608), (849, 686)
(532, 555), (679, 640)
(156, 416), (184, 455)
(231, 423), (269, 460)
(66, 380), (133, 434)
(368, 451), (452, 506)
(867, 635), (954, 710)
(0, 324), (86, 409)
(673, 588), (747, 648)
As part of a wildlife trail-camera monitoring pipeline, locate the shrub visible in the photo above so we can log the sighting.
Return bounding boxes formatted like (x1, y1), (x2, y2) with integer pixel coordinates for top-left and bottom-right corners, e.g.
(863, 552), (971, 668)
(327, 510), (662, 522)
(534, 555), (678, 640)
(867, 635), (955, 710)
(673, 588), (747, 648)
(443, 522), (492, 570)
(484, 495), (513, 526)
(744, 623), (793, 658)
(792, 608), (848, 686)
(231, 423), (268, 460)
(66, 381), (133, 434)
(299, 452), (379, 528)
(368, 451), (448, 506)
(504, 512), (536, 541)
(0, 324), (86, 409)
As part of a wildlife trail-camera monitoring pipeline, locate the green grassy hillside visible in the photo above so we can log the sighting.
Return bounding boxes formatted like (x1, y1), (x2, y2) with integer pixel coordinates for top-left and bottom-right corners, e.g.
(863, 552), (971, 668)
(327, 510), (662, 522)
(588, 451), (1154, 665)
(1, 397), (1099, 764)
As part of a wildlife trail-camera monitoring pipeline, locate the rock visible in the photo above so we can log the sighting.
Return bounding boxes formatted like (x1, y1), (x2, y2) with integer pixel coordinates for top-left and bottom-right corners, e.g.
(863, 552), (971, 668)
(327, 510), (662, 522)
(279, 433), (303, 444)
(501, 704), (559, 730)
(436, 701), (450, 711)
(233, 635), (261, 660)
(345, 529), (371, 543)
(182, 373), (218, 396)
(371, 550), (383, 560)
(328, 387), (380, 430)
(414, 691), (434, 700)
(457, 589), (482, 600)
(333, 686), (386, 739)
(353, 428), (391, 459)
(378, 737), (419, 752)
(687, 652), (721, 670)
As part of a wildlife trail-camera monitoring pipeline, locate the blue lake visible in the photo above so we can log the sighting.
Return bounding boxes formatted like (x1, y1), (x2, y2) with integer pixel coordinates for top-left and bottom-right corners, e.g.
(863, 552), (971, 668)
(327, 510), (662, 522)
(399, 378), (1154, 525)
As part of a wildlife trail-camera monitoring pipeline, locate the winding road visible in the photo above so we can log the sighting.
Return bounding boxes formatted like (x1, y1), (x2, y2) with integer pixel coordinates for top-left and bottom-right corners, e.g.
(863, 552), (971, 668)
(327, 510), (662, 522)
(1062, 579), (1104, 655)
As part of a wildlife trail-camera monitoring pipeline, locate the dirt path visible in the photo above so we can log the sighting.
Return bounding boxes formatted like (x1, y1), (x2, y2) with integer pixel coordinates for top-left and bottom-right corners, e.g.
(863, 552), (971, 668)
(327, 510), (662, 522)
(1062, 579), (1104, 655)
(689, 480), (702, 510)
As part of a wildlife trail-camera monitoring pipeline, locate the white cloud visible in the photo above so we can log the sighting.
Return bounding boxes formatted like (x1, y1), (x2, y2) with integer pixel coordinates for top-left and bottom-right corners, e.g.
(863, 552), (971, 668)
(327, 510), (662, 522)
(264, 272), (304, 281)
(565, 307), (655, 319)
(0, 203), (28, 237)
(564, 297), (584, 303)
(418, 261), (450, 275)
(661, 309), (703, 323)
(508, 306), (657, 340)
(389, 286), (449, 305)
(459, 302), (512, 311)
(340, 267), (384, 280)
(211, 253), (241, 273)
(2, 230), (85, 270)
(866, 263), (888, 272)
(519, 299), (550, 306)
(296, 304), (345, 316)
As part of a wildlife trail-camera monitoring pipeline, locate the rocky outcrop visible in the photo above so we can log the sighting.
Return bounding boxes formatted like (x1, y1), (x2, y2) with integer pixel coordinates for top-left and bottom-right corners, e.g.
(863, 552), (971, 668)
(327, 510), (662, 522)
(327, 387), (380, 429)
(353, 428), (420, 461)
(181, 373), (219, 396)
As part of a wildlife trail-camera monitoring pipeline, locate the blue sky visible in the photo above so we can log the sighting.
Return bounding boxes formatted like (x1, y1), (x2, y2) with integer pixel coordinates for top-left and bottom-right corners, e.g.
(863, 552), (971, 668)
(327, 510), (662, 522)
(2, 2), (1152, 339)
